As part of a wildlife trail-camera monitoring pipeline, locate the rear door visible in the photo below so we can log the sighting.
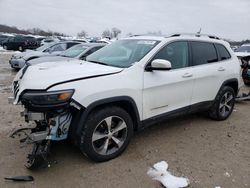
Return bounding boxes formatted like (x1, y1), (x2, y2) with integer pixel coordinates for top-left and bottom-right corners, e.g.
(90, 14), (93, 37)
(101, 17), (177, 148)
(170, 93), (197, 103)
(190, 41), (229, 105)
(143, 41), (195, 119)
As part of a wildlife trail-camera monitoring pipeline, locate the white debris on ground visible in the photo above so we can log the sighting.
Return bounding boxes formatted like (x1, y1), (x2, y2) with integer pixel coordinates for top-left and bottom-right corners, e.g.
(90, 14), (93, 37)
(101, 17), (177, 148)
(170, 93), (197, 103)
(215, 186), (221, 188)
(224, 172), (231, 177)
(147, 161), (189, 188)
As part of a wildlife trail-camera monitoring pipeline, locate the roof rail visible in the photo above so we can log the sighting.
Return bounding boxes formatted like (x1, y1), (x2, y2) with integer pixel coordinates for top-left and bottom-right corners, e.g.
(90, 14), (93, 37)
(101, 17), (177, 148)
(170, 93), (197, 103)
(168, 33), (220, 40)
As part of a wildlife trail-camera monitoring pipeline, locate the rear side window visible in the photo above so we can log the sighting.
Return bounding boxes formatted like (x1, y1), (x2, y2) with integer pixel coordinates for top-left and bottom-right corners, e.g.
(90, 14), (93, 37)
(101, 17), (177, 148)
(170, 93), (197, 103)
(191, 41), (218, 66)
(215, 44), (231, 61)
(67, 42), (79, 49)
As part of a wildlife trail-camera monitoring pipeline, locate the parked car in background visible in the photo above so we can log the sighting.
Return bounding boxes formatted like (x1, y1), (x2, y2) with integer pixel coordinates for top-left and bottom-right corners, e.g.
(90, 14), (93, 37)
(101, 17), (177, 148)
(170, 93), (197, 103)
(27, 43), (106, 66)
(2, 35), (39, 51)
(72, 38), (89, 43)
(235, 44), (250, 55)
(36, 37), (46, 46)
(0, 34), (11, 46)
(40, 38), (60, 46)
(9, 34), (241, 168)
(9, 41), (81, 69)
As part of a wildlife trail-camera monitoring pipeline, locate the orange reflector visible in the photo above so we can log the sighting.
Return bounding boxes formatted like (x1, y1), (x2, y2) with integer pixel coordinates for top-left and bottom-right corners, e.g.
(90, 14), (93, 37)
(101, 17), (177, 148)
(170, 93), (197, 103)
(58, 92), (72, 101)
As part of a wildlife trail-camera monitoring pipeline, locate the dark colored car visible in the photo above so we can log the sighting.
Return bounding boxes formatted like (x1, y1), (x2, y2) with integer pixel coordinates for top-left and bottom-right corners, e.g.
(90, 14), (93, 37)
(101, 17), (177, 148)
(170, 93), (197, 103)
(2, 35), (39, 51)
(0, 34), (10, 46)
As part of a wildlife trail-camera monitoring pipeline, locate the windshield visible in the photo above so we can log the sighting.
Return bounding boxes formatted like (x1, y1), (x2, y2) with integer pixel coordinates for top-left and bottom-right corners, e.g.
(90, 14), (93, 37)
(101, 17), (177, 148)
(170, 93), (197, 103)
(60, 44), (88, 58)
(86, 39), (159, 68)
(236, 46), (250, 53)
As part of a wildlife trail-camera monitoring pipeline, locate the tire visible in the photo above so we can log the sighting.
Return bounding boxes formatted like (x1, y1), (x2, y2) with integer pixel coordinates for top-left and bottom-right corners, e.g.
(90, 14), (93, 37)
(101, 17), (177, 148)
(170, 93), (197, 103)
(3, 45), (7, 50)
(79, 106), (133, 162)
(209, 86), (235, 121)
(18, 46), (23, 51)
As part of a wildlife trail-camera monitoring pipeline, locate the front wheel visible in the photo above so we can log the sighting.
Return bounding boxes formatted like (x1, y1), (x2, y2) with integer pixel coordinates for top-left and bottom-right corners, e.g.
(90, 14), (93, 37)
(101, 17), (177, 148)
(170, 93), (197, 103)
(209, 86), (235, 121)
(79, 106), (133, 162)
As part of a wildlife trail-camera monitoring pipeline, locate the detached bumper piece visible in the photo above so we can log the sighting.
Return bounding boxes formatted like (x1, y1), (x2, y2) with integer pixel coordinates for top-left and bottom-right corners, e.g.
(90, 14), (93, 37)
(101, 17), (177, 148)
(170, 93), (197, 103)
(4, 176), (34, 182)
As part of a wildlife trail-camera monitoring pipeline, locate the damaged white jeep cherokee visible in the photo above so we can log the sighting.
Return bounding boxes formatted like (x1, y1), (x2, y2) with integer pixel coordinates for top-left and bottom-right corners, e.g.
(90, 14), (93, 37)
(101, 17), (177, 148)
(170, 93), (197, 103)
(9, 34), (241, 169)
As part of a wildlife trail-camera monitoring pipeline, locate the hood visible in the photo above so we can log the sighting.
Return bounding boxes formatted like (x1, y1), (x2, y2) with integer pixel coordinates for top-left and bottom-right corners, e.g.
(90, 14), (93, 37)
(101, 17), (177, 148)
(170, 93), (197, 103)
(15, 60), (123, 102)
(28, 56), (72, 65)
(23, 51), (48, 60)
(12, 50), (34, 59)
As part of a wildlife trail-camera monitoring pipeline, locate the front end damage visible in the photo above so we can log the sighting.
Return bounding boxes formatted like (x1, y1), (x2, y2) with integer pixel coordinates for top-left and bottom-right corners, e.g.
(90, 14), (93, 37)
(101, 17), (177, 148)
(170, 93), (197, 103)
(9, 86), (81, 169)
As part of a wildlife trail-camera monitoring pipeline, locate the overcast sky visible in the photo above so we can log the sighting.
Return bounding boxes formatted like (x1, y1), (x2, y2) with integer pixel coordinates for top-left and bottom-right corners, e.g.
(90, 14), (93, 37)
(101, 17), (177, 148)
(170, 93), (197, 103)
(0, 0), (249, 40)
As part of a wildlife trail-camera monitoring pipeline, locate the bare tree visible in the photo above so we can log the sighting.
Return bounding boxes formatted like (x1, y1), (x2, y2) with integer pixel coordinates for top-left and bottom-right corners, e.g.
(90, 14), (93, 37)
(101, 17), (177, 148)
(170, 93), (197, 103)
(112, 27), (121, 38)
(77, 30), (88, 38)
(102, 29), (112, 39)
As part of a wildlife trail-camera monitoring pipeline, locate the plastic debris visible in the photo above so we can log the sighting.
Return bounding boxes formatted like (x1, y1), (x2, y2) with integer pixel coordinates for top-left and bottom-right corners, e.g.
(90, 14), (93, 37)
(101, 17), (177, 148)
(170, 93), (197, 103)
(4, 176), (34, 182)
(147, 161), (189, 188)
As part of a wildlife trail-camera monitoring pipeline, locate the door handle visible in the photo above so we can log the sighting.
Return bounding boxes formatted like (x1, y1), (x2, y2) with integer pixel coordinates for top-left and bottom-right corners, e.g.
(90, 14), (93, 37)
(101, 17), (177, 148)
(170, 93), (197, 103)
(182, 73), (193, 78)
(218, 67), (225, 71)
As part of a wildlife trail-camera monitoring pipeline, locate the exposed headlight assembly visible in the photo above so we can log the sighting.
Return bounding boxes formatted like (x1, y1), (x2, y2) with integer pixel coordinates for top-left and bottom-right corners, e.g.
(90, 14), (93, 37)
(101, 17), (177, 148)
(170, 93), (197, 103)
(22, 90), (74, 105)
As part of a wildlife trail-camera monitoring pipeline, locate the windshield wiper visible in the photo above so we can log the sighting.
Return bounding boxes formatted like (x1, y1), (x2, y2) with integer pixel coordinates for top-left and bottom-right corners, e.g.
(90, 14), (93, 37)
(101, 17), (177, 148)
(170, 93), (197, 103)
(87, 60), (110, 66)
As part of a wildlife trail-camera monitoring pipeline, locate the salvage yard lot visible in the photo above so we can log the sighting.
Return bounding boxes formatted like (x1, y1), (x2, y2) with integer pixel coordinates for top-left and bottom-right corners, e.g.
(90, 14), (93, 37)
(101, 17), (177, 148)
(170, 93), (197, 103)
(0, 53), (249, 188)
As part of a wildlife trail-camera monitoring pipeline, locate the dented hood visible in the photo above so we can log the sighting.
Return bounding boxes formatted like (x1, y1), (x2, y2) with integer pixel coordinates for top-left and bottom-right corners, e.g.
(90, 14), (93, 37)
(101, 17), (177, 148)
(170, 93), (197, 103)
(16, 60), (123, 98)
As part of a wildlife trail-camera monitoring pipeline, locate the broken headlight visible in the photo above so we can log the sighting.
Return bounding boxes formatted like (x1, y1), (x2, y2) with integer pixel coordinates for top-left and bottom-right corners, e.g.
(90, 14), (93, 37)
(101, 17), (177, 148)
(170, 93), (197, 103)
(22, 90), (74, 105)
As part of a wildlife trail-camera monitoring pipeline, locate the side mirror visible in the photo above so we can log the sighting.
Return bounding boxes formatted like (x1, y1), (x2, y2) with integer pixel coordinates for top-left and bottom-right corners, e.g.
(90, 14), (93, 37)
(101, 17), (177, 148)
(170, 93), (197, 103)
(146, 59), (172, 71)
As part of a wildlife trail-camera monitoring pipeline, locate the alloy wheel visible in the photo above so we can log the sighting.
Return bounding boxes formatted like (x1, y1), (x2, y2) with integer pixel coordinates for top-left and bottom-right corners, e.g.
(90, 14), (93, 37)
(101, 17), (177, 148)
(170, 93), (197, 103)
(219, 91), (234, 117)
(91, 116), (128, 156)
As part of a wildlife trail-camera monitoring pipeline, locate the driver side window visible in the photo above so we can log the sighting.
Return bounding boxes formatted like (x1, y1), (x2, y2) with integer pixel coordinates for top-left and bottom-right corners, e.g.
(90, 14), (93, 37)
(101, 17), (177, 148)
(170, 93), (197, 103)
(152, 41), (189, 69)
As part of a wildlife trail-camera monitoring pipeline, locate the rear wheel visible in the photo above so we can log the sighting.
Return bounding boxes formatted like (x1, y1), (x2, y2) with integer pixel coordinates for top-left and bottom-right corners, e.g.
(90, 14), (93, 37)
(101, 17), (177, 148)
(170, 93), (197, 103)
(79, 106), (133, 162)
(3, 45), (7, 50)
(18, 46), (23, 51)
(209, 86), (235, 120)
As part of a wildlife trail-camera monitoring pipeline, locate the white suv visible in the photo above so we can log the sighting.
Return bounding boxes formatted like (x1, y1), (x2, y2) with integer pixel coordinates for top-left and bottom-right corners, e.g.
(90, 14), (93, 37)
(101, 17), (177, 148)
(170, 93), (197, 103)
(10, 34), (241, 168)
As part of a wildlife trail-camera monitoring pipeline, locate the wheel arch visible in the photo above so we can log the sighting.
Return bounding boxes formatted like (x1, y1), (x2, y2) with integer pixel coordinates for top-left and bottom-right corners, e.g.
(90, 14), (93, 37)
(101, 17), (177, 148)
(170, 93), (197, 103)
(219, 78), (239, 96)
(72, 96), (141, 145)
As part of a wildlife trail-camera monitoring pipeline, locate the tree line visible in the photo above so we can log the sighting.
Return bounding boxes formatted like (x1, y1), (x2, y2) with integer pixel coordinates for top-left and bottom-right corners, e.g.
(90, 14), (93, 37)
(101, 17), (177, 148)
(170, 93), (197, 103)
(0, 24), (66, 37)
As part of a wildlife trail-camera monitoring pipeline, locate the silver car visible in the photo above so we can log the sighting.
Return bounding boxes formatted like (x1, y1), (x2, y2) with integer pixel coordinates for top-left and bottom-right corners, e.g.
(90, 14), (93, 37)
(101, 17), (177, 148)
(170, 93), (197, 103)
(9, 41), (81, 70)
(26, 43), (106, 66)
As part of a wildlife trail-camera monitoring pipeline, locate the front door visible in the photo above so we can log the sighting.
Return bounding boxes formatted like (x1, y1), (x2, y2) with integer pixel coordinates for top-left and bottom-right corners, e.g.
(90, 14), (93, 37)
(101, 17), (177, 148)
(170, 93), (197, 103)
(143, 41), (194, 120)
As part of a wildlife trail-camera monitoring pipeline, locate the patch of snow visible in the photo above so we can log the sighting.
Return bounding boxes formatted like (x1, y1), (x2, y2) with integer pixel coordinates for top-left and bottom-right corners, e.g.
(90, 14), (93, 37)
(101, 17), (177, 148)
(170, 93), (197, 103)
(147, 161), (189, 188)
(0, 46), (20, 54)
(215, 186), (221, 188)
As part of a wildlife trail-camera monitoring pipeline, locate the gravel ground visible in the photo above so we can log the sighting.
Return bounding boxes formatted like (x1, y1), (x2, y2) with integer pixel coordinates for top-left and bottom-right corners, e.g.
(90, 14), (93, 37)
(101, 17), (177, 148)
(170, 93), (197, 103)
(0, 53), (249, 188)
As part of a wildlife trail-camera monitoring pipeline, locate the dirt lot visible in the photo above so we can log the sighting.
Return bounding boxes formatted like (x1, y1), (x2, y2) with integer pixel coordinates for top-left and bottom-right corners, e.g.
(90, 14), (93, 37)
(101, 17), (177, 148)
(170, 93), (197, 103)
(0, 53), (249, 188)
